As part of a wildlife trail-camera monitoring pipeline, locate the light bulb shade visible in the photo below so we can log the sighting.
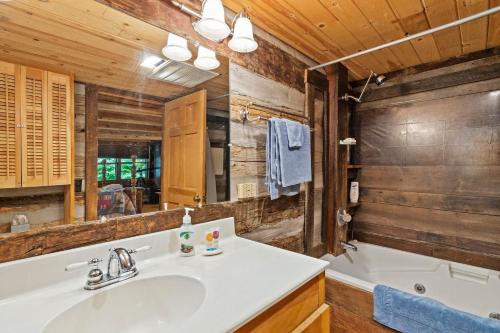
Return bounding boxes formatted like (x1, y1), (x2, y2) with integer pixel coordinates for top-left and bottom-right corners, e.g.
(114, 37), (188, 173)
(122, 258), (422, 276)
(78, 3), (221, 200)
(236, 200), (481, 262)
(194, 46), (220, 70)
(229, 16), (258, 53)
(194, 0), (230, 41)
(162, 33), (192, 61)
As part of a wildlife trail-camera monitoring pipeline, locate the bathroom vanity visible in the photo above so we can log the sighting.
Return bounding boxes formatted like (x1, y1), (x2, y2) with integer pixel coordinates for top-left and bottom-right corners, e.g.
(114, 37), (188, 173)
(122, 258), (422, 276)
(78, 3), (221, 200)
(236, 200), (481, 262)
(0, 217), (329, 333)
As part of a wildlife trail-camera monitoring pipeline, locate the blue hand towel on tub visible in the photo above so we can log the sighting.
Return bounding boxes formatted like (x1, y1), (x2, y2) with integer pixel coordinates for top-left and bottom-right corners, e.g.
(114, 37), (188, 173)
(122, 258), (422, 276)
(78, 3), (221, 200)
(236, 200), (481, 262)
(373, 285), (500, 333)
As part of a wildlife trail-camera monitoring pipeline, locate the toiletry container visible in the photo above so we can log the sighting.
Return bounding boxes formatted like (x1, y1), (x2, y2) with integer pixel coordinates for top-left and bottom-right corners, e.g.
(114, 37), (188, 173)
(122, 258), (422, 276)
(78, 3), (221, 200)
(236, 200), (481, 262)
(350, 182), (359, 203)
(179, 208), (195, 257)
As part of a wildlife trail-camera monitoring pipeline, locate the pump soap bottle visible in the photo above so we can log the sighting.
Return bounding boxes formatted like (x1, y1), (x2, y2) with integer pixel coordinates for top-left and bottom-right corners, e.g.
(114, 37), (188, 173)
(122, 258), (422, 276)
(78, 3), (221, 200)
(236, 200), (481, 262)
(179, 208), (195, 257)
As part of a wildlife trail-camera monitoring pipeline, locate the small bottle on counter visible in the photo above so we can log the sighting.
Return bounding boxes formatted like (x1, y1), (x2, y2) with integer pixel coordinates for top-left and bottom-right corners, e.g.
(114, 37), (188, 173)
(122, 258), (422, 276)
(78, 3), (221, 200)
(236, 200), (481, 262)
(179, 208), (195, 257)
(203, 228), (223, 256)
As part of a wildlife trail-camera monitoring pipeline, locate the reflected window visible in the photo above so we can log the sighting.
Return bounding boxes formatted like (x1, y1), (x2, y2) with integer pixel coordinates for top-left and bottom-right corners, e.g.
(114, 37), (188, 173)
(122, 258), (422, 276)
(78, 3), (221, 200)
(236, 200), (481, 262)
(120, 158), (149, 180)
(97, 158), (117, 181)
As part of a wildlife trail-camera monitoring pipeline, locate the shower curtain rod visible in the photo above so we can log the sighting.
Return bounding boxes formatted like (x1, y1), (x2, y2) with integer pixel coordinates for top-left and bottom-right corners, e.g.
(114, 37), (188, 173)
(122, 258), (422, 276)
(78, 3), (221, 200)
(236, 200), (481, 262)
(308, 6), (500, 71)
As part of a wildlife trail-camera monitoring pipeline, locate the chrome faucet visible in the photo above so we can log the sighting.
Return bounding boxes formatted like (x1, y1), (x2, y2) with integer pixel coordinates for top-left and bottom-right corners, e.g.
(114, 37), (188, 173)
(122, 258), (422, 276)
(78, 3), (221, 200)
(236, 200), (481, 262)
(341, 241), (358, 252)
(65, 245), (151, 290)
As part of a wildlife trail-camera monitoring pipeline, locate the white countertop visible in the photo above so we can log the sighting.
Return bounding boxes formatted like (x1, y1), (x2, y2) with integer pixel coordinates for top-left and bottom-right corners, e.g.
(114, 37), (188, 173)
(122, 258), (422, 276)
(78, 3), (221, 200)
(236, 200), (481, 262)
(0, 217), (328, 333)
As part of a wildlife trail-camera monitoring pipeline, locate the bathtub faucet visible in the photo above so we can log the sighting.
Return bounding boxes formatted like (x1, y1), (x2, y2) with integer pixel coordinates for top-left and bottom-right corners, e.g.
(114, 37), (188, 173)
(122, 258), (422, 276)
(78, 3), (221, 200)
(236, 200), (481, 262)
(341, 241), (358, 252)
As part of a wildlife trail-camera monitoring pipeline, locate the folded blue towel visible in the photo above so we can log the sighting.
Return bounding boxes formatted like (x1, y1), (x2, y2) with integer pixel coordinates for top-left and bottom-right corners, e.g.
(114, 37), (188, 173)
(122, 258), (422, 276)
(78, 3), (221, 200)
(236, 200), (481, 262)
(374, 285), (500, 333)
(266, 119), (299, 199)
(285, 119), (304, 147)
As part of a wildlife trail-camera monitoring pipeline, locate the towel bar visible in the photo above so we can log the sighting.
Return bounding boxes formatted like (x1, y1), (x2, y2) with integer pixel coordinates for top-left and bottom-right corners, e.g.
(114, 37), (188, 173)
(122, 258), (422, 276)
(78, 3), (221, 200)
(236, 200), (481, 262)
(239, 103), (314, 132)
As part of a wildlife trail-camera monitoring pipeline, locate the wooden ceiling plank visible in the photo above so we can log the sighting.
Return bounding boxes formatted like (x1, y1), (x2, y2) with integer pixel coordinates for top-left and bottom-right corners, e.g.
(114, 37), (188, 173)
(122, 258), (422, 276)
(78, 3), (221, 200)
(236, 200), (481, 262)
(457, 0), (489, 53)
(274, 0), (390, 74)
(0, 24), (143, 74)
(223, 0), (368, 79)
(352, 0), (422, 67)
(421, 0), (462, 58)
(224, 0), (338, 60)
(319, 0), (406, 71)
(386, 0), (442, 63)
(487, 0), (500, 48)
(1, 4), (146, 61)
(14, 0), (167, 56)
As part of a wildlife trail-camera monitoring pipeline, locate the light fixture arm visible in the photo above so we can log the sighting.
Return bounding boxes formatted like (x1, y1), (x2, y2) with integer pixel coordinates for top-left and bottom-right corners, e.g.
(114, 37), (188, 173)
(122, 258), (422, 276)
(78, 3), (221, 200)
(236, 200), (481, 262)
(341, 70), (374, 102)
(170, 0), (202, 19)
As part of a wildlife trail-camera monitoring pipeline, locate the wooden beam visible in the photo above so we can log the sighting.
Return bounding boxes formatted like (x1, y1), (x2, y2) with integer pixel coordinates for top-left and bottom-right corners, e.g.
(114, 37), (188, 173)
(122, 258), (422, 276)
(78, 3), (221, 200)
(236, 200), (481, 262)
(304, 74), (316, 255)
(325, 63), (349, 255)
(357, 61), (500, 102)
(305, 69), (329, 91)
(85, 84), (99, 221)
(64, 74), (76, 224)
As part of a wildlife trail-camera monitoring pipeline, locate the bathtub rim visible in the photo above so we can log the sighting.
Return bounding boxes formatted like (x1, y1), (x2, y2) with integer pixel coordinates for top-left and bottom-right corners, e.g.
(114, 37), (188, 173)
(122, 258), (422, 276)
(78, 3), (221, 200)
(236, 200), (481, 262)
(325, 268), (375, 293)
(322, 241), (500, 295)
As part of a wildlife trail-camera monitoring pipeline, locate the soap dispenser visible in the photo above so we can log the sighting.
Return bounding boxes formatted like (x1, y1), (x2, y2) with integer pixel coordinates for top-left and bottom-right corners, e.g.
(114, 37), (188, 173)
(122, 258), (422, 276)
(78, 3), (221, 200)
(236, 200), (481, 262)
(179, 208), (195, 257)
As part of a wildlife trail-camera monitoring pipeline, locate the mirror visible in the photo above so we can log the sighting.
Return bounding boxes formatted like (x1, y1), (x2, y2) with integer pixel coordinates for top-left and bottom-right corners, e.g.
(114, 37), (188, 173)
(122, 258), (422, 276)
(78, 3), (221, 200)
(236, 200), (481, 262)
(0, 1), (229, 233)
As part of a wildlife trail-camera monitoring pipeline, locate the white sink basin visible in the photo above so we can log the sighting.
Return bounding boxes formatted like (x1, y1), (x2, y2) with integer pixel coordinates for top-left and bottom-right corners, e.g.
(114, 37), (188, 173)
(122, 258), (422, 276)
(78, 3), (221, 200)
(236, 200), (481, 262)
(43, 275), (206, 333)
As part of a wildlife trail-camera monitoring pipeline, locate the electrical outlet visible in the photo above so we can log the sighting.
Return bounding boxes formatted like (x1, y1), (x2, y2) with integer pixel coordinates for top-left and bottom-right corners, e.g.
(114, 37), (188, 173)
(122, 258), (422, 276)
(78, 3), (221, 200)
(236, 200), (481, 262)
(237, 183), (257, 199)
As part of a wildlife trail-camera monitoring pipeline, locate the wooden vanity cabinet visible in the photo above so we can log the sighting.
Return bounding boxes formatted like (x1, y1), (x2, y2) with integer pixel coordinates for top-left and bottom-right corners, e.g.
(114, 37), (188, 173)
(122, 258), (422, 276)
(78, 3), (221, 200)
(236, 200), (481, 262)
(0, 60), (73, 189)
(237, 273), (329, 333)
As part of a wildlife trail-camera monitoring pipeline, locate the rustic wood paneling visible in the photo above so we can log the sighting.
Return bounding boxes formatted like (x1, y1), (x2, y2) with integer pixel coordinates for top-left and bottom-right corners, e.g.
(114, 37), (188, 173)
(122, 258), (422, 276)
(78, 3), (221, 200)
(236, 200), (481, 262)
(352, 51), (500, 270)
(326, 278), (395, 333)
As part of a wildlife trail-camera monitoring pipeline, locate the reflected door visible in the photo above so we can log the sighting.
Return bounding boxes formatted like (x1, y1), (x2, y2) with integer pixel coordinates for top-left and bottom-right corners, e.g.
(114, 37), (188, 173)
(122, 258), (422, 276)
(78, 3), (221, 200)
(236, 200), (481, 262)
(161, 90), (206, 209)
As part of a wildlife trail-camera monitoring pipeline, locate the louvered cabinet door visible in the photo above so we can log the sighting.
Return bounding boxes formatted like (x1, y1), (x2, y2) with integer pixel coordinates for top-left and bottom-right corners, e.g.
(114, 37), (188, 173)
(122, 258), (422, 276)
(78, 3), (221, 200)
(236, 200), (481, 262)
(47, 72), (72, 185)
(0, 61), (21, 189)
(20, 67), (48, 187)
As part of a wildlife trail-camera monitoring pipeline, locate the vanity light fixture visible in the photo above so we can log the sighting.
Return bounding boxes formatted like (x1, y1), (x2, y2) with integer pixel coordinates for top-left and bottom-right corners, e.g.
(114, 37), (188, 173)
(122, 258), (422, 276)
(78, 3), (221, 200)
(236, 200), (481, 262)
(193, 0), (231, 42)
(162, 33), (192, 62)
(194, 45), (220, 70)
(140, 55), (163, 69)
(229, 11), (258, 53)
(170, 0), (258, 53)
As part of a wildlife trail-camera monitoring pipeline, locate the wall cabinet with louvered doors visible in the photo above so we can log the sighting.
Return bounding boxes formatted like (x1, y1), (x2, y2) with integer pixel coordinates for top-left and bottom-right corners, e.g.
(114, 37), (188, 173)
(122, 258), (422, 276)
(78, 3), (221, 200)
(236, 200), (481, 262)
(0, 61), (21, 189)
(47, 72), (71, 185)
(0, 60), (73, 189)
(20, 66), (48, 187)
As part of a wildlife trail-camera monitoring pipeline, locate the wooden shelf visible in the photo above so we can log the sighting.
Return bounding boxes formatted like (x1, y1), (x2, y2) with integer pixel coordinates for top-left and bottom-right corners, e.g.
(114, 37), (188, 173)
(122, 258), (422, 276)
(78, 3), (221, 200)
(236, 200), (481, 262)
(347, 202), (360, 209)
(347, 165), (363, 169)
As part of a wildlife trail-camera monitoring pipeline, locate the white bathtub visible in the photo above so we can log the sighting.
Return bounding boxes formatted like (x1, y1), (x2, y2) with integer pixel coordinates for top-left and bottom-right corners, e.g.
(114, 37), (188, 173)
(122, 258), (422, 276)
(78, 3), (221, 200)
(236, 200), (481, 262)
(322, 242), (500, 318)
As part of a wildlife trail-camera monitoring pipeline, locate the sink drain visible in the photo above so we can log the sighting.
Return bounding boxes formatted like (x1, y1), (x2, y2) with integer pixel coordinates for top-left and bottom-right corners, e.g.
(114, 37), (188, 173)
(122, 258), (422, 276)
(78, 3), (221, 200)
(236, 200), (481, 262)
(414, 283), (426, 294)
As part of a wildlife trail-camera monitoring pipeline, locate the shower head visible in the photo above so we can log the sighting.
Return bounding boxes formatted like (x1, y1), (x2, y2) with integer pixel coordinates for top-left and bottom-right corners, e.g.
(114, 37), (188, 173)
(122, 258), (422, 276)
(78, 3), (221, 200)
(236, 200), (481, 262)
(341, 70), (387, 103)
(374, 73), (386, 86)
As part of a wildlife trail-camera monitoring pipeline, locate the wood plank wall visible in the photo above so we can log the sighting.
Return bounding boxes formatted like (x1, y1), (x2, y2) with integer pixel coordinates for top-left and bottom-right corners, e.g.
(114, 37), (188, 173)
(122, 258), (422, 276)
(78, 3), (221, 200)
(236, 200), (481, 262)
(352, 48), (500, 270)
(229, 63), (326, 251)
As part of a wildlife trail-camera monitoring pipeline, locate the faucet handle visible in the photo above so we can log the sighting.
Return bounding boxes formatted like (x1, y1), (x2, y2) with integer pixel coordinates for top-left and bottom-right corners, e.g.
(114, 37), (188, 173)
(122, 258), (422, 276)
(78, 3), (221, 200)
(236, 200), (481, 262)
(128, 245), (152, 254)
(337, 208), (352, 226)
(65, 258), (102, 271)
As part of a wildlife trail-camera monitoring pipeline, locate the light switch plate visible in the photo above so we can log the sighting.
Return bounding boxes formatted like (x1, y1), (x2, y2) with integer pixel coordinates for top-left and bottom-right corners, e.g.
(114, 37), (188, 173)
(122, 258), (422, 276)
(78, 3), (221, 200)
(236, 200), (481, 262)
(237, 183), (257, 199)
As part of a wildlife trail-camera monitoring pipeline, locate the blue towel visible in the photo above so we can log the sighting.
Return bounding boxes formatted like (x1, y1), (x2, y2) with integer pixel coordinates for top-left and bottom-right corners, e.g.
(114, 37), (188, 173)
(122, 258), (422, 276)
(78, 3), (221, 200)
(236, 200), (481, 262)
(374, 285), (500, 333)
(266, 119), (300, 199)
(285, 119), (304, 147)
(274, 119), (311, 187)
